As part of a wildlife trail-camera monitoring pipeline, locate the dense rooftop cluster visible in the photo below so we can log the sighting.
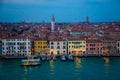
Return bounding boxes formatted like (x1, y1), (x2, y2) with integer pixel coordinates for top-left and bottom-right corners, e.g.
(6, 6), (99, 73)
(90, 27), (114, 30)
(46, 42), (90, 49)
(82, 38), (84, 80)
(0, 22), (120, 41)
(0, 21), (120, 57)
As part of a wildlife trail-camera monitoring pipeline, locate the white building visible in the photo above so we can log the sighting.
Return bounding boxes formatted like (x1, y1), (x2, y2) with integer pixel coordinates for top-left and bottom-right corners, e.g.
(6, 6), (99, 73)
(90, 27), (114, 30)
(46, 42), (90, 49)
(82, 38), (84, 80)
(116, 41), (120, 54)
(51, 15), (55, 32)
(49, 40), (67, 55)
(2, 38), (31, 57)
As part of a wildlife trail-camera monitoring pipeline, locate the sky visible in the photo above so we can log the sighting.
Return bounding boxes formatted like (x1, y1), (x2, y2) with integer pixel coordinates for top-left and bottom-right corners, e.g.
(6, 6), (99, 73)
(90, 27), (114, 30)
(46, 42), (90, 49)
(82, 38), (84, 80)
(0, 0), (120, 22)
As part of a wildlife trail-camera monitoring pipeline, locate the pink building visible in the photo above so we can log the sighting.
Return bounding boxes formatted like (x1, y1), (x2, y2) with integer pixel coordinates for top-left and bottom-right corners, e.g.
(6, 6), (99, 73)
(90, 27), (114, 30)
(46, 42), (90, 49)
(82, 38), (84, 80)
(86, 39), (103, 55)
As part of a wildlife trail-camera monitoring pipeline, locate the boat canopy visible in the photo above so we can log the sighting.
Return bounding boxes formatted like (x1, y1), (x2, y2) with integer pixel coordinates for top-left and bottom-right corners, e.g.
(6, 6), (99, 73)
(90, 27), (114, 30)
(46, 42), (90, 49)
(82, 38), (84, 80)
(21, 59), (40, 62)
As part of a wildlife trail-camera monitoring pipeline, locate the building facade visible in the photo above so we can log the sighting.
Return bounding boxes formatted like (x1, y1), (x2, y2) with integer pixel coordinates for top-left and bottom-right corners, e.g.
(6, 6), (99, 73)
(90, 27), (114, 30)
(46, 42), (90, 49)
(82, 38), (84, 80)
(86, 39), (102, 55)
(102, 39), (116, 55)
(49, 40), (67, 55)
(2, 38), (31, 57)
(116, 41), (120, 54)
(68, 40), (86, 56)
(34, 40), (49, 54)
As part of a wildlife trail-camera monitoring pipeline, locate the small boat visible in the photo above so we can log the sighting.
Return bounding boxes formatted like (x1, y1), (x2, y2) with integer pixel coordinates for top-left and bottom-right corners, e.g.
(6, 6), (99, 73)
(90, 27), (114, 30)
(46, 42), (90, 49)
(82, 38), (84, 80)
(21, 53), (41, 66)
(67, 55), (74, 61)
(52, 55), (57, 61)
(60, 55), (66, 61)
(41, 56), (46, 61)
(21, 58), (40, 66)
(46, 56), (51, 61)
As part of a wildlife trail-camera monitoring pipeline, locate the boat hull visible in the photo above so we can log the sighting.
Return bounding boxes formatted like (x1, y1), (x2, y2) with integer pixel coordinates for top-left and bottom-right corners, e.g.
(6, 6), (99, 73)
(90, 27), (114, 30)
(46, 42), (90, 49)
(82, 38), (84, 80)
(21, 63), (41, 66)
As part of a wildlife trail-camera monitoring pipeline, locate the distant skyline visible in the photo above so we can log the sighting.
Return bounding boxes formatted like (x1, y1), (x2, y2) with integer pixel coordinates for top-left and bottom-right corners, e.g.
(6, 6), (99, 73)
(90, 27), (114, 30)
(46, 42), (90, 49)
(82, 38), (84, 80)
(0, 0), (120, 22)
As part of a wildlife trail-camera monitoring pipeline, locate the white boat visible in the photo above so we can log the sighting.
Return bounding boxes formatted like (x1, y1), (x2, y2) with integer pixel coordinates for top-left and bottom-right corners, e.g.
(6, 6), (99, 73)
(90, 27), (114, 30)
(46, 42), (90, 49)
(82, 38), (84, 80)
(52, 56), (57, 61)
(60, 55), (66, 61)
(46, 56), (51, 60)
(21, 53), (41, 66)
(41, 56), (46, 61)
(67, 55), (74, 61)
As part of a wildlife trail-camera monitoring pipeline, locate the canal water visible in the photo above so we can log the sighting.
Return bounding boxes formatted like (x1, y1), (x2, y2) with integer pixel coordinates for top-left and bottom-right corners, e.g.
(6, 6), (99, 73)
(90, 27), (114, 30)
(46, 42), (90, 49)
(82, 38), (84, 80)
(0, 57), (120, 80)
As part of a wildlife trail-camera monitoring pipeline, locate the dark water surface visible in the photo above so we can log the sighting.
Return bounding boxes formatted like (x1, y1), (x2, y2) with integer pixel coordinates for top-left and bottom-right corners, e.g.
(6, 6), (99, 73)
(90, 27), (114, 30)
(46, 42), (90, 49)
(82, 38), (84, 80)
(0, 57), (120, 80)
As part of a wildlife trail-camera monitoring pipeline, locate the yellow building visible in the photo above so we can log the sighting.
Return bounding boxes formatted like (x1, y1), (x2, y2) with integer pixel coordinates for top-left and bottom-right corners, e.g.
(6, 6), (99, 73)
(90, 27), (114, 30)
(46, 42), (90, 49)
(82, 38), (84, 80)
(34, 39), (49, 54)
(68, 39), (86, 56)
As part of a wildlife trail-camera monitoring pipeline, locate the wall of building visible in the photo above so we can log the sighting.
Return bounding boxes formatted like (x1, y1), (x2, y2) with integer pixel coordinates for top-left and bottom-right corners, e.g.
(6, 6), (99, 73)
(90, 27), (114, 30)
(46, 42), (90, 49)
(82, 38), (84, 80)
(116, 41), (120, 54)
(2, 38), (31, 57)
(49, 41), (67, 55)
(34, 40), (49, 54)
(86, 42), (102, 54)
(68, 40), (86, 56)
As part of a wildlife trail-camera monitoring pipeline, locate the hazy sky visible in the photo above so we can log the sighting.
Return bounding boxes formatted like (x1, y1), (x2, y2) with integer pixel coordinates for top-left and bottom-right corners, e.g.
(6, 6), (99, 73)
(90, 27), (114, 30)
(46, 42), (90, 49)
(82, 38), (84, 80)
(0, 0), (120, 22)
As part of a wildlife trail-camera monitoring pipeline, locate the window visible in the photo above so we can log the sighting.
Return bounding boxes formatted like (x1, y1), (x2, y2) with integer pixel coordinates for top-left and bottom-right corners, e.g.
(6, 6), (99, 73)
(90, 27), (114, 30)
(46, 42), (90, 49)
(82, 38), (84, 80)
(43, 42), (46, 44)
(63, 46), (66, 49)
(51, 46), (54, 49)
(51, 42), (54, 45)
(63, 42), (66, 45)
(80, 46), (82, 48)
(23, 39), (26, 41)
(57, 42), (59, 45)
(38, 42), (40, 44)
(57, 46), (60, 49)
(83, 41), (86, 44)
(28, 47), (30, 49)
(72, 42), (81, 44)
(28, 42), (30, 45)
(83, 45), (85, 47)
(90, 44), (95, 46)
(57, 51), (60, 54)
(13, 43), (16, 45)
(118, 43), (119, 47)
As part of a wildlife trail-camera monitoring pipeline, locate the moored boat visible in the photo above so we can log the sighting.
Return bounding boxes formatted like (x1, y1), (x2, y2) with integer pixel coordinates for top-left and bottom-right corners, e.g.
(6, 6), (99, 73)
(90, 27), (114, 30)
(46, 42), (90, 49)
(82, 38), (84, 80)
(21, 58), (41, 66)
(21, 53), (41, 66)
(52, 55), (57, 61)
(67, 55), (74, 61)
(46, 56), (51, 61)
(60, 55), (66, 61)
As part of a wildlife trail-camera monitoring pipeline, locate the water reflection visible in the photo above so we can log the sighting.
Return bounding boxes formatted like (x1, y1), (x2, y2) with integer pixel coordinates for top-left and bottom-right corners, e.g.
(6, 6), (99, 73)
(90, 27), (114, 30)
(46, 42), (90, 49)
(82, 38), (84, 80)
(22, 66), (32, 80)
(49, 60), (55, 75)
(104, 57), (110, 64)
(75, 57), (82, 69)
(104, 57), (110, 77)
(74, 57), (82, 80)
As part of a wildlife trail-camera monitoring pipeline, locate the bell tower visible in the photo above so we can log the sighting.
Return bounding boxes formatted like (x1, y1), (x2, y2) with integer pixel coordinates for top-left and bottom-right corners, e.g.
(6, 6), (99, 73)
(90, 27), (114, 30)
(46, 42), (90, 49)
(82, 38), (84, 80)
(51, 15), (55, 32)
